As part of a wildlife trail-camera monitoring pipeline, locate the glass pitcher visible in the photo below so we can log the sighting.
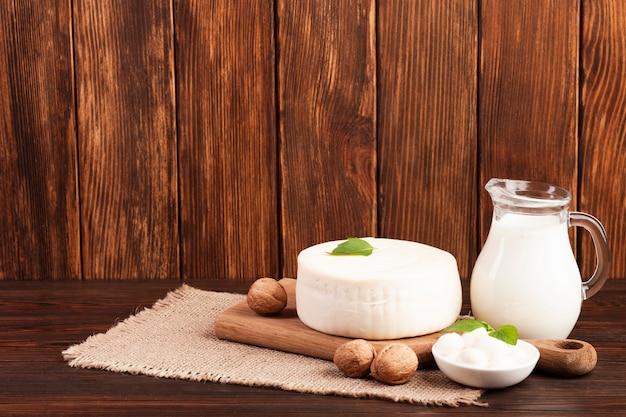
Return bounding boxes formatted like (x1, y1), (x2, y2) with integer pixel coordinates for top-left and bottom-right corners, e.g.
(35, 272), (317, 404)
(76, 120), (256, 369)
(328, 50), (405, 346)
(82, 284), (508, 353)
(470, 178), (611, 339)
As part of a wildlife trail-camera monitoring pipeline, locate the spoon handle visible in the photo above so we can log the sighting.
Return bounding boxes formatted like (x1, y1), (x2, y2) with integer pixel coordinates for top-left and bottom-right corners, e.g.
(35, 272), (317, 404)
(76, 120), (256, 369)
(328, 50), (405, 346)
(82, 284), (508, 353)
(526, 339), (597, 377)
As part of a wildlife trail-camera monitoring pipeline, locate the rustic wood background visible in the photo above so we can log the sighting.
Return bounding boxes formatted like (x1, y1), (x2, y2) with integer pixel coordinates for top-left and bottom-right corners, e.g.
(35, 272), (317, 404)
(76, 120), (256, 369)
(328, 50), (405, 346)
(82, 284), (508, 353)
(1, 0), (624, 281)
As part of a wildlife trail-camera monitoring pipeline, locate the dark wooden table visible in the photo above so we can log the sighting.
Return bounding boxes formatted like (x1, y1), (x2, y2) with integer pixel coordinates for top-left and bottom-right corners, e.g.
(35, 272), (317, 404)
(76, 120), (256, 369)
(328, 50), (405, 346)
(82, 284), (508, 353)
(1, 278), (625, 416)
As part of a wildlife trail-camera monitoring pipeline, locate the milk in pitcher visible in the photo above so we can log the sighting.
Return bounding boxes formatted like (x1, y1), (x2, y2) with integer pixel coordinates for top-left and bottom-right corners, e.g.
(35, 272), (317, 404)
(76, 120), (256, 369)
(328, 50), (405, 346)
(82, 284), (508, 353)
(470, 212), (582, 339)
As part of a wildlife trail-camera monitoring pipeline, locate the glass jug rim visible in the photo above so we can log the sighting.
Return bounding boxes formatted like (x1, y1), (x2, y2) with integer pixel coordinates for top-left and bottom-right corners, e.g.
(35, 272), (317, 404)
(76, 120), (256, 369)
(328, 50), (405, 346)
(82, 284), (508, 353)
(486, 178), (571, 212)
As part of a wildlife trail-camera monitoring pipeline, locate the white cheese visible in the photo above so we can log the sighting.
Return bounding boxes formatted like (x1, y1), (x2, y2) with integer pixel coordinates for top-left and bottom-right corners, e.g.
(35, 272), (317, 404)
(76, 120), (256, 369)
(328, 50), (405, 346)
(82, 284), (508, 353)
(295, 237), (462, 340)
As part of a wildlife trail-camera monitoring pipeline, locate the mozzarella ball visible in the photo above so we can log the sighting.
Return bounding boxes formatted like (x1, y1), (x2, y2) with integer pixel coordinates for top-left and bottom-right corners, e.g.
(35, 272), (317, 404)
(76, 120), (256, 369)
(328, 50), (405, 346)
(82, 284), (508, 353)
(462, 327), (489, 348)
(434, 333), (465, 357)
(475, 332), (509, 361)
(458, 347), (489, 367)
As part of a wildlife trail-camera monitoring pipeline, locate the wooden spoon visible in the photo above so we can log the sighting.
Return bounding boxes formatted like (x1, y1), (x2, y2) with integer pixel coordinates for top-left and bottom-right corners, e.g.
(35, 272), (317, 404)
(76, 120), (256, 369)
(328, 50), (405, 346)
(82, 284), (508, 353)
(526, 339), (597, 377)
(413, 338), (597, 377)
(423, 338), (597, 377)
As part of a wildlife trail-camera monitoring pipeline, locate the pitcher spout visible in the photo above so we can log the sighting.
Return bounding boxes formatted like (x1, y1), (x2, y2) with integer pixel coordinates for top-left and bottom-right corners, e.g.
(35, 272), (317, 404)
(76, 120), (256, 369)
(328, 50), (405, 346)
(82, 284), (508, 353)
(485, 178), (571, 215)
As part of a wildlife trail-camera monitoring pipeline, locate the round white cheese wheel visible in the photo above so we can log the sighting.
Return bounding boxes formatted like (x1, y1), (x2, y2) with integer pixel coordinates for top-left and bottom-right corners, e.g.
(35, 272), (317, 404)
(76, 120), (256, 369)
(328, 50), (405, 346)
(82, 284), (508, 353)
(296, 237), (462, 340)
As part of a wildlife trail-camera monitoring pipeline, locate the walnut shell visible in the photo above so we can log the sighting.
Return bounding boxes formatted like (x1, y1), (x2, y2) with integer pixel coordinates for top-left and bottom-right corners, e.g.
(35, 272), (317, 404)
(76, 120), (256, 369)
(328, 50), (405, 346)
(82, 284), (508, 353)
(246, 277), (287, 315)
(370, 343), (418, 385)
(333, 339), (377, 377)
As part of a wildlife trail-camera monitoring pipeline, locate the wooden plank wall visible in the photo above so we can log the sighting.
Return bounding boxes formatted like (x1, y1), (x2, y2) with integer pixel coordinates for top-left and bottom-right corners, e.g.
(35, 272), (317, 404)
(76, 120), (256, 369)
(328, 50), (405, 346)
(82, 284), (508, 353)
(0, 0), (624, 281)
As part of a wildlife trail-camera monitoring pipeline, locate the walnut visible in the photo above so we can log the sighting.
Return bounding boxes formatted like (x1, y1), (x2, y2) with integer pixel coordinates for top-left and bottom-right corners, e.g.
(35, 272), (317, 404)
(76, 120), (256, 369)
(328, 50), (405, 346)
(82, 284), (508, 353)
(246, 277), (287, 315)
(333, 339), (377, 377)
(370, 343), (418, 385)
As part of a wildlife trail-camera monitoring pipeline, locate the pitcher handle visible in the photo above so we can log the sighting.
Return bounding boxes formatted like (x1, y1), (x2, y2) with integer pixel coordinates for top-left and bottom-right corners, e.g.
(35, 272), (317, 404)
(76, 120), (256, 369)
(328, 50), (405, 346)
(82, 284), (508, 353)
(569, 212), (611, 299)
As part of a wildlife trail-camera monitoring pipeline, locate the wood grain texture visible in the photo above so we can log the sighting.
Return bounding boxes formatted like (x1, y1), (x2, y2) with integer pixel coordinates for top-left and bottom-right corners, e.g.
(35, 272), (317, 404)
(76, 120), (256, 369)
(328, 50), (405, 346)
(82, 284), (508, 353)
(1, 1), (625, 281)
(0, 0), (80, 279)
(579, 0), (626, 279)
(278, 0), (377, 277)
(479, 0), (579, 243)
(175, 0), (279, 280)
(377, 0), (478, 279)
(73, 0), (178, 279)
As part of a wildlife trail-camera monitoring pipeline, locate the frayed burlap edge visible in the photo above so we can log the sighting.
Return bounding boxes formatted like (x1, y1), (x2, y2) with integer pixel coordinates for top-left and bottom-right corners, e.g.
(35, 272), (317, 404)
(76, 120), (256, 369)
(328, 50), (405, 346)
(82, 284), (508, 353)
(63, 284), (486, 407)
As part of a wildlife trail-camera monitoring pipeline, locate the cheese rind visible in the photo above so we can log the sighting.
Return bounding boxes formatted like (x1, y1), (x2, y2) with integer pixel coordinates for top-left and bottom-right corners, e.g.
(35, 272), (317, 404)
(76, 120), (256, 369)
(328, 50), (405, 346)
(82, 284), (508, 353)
(296, 238), (462, 340)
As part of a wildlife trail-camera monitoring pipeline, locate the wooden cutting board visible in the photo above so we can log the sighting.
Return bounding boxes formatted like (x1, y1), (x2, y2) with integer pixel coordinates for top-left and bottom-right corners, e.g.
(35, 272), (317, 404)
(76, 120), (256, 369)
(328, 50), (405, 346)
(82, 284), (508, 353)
(214, 278), (441, 368)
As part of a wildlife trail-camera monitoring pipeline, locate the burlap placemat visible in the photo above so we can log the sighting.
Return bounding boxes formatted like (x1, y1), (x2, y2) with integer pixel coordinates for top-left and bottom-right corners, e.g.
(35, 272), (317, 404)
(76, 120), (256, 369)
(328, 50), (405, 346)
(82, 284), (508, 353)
(62, 285), (485, 407)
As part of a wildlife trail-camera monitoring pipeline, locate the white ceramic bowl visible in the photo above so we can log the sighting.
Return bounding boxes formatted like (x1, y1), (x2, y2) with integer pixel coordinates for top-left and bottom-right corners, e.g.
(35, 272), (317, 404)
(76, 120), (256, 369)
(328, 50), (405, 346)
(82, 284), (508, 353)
(432, 339), (540, 389)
